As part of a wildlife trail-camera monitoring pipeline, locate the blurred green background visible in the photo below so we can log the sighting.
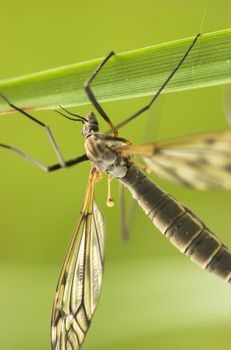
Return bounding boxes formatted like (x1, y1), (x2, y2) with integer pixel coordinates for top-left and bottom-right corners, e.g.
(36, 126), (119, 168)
(1, 1), (231, 349)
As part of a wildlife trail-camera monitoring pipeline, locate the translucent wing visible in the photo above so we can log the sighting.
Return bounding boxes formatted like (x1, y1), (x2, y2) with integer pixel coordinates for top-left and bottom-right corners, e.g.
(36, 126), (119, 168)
(51, 169), (105, 350)
(120, 131), (231, 190)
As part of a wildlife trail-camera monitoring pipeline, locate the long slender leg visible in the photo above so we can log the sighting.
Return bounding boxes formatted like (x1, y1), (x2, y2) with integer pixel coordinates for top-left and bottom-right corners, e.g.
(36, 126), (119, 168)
(119, 183), (129, 240)
(113, 33), (201, 132)
(119, 183), (137, 241)
(84, 51), (119, 136)
(0, 143), (88, 172)
(0, 93), (66, 167)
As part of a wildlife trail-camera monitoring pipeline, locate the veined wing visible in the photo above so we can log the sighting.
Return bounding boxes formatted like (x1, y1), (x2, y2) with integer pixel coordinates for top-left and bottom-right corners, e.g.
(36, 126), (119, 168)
(120, 131), (231, 190)
(51, 168), (105, 350)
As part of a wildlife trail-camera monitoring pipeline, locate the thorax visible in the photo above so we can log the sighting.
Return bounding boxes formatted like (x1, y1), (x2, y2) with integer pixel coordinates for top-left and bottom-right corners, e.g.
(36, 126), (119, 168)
(84, 132), (130, 178)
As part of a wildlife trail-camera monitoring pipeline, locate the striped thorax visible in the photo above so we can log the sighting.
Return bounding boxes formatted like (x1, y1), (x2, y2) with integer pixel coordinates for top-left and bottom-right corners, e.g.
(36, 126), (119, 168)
(84, 114), (130, 178)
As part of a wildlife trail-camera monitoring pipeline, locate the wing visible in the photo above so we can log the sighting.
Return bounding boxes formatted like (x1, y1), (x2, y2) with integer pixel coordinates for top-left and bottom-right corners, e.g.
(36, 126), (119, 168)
(120, 131), (231, 190)
(51, 169), (105, 350)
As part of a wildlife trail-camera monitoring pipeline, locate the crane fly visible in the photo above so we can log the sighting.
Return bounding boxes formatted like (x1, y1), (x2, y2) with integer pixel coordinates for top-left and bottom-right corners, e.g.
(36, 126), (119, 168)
(1, 32), (231, 349)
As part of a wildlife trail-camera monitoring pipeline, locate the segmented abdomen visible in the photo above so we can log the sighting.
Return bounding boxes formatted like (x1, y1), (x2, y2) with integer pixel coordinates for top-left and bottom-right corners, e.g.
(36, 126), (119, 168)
(120, 165), (231, 283)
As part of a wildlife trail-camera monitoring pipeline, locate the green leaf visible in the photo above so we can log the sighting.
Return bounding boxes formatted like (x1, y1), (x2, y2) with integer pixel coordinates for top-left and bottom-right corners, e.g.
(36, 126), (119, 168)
(0, 28), (231, 115)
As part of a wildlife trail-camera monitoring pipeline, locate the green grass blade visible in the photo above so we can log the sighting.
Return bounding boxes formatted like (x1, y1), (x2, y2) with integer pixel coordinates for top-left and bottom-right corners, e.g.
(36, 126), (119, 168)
(0, 28), (231, 115)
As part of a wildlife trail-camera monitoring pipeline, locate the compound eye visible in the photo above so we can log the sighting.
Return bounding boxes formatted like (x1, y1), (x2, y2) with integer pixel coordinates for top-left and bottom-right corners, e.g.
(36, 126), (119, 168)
(87, 112), (97, 123)
(86, 112), (99, 132)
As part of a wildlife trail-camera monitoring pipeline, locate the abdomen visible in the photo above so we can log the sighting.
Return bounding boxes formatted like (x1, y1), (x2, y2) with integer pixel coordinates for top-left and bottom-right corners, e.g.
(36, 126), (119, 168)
(120, 165), (231, 283)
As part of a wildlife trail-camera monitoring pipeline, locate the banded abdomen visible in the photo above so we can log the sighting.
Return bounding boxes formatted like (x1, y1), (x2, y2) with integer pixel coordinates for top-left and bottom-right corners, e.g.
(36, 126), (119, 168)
(120, 164), (231, 283)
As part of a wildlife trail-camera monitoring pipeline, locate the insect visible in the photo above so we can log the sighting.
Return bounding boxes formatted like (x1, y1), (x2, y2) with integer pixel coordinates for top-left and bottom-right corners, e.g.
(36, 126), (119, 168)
(1, 32), (231, 349)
